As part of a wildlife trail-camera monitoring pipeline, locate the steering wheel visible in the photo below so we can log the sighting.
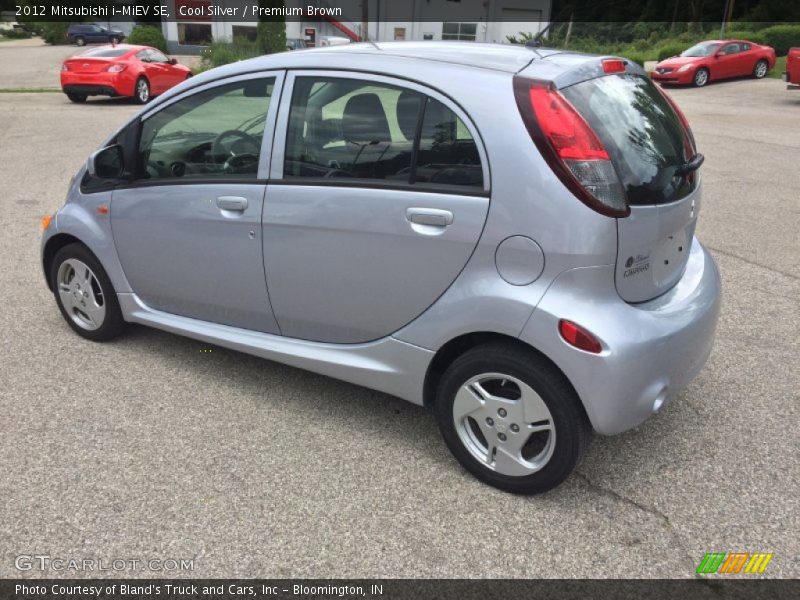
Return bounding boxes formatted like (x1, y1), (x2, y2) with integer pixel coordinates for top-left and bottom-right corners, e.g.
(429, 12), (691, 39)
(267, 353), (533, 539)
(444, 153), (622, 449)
(211, 130), (260, 170)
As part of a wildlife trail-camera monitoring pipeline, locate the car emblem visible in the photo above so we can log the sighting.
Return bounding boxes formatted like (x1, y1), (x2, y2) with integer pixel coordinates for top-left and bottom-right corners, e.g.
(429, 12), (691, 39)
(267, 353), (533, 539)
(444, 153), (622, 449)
(83, 64), (89, 69)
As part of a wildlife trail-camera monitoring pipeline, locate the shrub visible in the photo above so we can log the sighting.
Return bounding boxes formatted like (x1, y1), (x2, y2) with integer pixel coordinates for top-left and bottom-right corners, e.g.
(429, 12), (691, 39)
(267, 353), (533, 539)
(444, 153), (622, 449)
(657, 43), (687, 61)
(620, 50), (648, 67)
(199, 37), (262, 71)
(0, 27), (32, 40)
(257, 20), (287, 55)
(127, 25), (168, 53)
(41, 22), (70, 45)
(723, 30), (765, 44)
(758, 24), (800, 56)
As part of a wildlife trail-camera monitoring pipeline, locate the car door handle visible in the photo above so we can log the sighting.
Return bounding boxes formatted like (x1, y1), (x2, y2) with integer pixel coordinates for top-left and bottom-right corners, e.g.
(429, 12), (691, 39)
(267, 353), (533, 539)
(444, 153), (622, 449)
(406, 208), (453, 227)
(216, 196), (248, 211)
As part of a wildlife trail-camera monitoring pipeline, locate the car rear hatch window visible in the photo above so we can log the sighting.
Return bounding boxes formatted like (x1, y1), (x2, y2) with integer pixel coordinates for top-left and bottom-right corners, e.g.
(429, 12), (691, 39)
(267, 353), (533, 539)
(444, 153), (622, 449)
(562, 73), (700, 303)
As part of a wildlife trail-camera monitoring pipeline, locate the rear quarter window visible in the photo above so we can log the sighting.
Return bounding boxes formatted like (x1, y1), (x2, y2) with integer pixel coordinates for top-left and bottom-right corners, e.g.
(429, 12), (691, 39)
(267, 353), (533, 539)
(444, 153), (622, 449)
(562, 74), (695, 206)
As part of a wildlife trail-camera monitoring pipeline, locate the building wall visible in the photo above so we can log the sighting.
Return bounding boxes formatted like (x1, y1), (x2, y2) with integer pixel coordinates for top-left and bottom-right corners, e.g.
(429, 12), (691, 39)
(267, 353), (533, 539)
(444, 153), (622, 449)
(162, 0), (551, 53)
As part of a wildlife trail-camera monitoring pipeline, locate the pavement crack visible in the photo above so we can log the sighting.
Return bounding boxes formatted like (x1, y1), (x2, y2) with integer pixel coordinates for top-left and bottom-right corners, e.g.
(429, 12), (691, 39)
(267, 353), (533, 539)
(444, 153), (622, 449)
(574, 471), (669, 523)
(704, 244), (800, 282)
(574, 471), (697, 570)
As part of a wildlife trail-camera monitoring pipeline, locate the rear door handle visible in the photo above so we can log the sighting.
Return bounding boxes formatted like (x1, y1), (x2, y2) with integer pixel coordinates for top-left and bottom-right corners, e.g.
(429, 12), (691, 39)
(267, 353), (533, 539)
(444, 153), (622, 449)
(406, 207), (453, 227)
(216, 196), (248, 211)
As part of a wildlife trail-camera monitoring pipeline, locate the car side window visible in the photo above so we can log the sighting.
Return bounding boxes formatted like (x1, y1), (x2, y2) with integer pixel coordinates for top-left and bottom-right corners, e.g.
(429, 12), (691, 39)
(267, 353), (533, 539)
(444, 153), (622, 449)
(138, 78), (274, 181)
(284, 76), (483, 189)
(741, 43), (751, 51)
(722, 43), (740, 55)
(414, 97), (483, 188)
(136, 50), (149, 61)
(149, 50), (169, 63)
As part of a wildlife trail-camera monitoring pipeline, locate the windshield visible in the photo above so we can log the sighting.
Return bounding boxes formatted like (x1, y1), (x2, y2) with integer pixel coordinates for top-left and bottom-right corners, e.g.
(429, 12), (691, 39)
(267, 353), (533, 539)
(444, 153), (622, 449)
(681, 43), (720, 57)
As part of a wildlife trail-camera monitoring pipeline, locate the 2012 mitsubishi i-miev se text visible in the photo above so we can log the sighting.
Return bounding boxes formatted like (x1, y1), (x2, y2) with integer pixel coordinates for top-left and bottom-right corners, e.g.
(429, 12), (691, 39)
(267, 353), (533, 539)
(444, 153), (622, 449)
(41, 42), (721, 494)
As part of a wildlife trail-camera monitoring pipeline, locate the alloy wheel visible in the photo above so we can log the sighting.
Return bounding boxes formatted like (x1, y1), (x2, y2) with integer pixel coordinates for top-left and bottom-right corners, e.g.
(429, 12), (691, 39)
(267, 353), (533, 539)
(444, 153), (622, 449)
(56, 258), (106, 331)
(452, 373), (556, 477)
(755, 62), (768, 78)
(694, 69), (708, 87)
(137, 79), (150, 103)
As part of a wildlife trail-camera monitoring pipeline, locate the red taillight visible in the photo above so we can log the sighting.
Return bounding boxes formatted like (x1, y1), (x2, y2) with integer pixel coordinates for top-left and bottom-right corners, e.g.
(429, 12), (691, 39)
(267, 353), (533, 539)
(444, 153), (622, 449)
(558, 320), (603, 354)
(527, 85), (609, 161)
(513, 76), (628, 218)
(106, 64), (127, 73)
(602, 58), (626, 74)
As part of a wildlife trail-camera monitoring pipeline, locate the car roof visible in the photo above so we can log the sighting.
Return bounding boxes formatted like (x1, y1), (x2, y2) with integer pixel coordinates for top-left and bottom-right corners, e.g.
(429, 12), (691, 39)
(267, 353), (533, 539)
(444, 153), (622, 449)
(147, 41), (639, 113)
(74, 44), (147, 56)
(248, 41), (561, 74)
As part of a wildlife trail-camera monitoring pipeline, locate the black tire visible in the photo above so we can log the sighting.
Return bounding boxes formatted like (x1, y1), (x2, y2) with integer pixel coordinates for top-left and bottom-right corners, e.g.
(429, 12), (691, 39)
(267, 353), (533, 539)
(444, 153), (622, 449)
(693, 68), (710, 87)
(66, 93), (87, 104)
(134, 77), (150, 104)
(753, 59), (769, 79)
(110, 36), (120, 45)
(75, 36), (85, 47)
(49, 243), (125, 342)
(435, 343), (590, 494)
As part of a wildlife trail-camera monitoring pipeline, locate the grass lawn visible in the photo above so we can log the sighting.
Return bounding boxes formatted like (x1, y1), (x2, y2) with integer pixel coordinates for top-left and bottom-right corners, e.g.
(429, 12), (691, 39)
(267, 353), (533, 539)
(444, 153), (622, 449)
(0, 87), (61, 93)
(767, 56), (787, 79)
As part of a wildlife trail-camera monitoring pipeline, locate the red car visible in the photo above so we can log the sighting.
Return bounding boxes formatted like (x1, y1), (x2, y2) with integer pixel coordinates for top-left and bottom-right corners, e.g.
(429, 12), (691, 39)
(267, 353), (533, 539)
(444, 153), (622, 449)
(61, 44), (192, 104)
(785, 47), (800, 89)
(652, 40), (776, 87)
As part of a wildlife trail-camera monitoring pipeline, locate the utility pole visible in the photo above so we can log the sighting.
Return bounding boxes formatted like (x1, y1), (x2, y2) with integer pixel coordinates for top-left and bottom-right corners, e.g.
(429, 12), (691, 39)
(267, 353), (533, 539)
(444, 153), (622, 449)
(671, 0), (680, 32)
(361, 0), (368, 42)
(720, 0), (735, 37)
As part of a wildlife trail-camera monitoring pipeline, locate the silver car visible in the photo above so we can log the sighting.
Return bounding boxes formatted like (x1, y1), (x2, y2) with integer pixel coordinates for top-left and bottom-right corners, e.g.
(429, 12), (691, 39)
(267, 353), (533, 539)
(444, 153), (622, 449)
(41, 43), (721, 494)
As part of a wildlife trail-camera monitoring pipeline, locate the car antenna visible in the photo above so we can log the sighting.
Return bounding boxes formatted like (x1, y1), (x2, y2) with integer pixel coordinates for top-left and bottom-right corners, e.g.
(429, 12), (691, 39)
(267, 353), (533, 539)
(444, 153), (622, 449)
(525, 23), (552, 59)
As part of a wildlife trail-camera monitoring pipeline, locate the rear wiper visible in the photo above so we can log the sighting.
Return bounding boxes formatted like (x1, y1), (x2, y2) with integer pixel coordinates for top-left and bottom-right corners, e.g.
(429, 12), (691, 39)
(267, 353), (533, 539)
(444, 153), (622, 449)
(676, 153), (704, 176)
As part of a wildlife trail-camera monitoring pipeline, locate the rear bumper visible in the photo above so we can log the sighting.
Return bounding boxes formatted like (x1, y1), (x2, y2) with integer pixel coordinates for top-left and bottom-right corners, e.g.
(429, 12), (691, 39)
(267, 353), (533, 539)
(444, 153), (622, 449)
(61, 72), (135, 97)
(62, 84), (119, 97)
(520, 238), (721, 435)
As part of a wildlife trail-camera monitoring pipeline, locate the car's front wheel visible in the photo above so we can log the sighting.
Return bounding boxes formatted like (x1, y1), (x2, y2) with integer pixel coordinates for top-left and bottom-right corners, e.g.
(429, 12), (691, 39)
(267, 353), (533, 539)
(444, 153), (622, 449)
(75, 36), (85, 47)
(753, 59), (769, 79)
(50, 243), (125, 342)
(110, 36), (121, 45)
(693, 68), (710, 87)
(435, 343), (590, 494)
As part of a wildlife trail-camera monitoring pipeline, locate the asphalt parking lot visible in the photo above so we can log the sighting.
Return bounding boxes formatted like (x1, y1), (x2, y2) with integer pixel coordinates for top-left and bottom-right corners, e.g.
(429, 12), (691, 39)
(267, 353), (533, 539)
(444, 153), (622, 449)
(0, 43), (798, 578)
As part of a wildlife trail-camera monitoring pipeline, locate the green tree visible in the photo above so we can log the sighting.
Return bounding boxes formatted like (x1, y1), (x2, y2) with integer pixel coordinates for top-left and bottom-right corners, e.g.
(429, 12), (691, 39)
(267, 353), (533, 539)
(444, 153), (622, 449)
(256, 0), (287, 55)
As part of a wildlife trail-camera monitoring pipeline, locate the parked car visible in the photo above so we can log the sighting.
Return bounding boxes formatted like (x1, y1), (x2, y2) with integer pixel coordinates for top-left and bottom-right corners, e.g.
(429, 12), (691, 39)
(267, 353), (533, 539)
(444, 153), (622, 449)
(652, 39), (776, 87)
(66, 23), (125, 46)
(286, 38), (307, 51)
(41, 43), (720, 494)
(61, 44), (192, 104)
(785, 47), (800, 89)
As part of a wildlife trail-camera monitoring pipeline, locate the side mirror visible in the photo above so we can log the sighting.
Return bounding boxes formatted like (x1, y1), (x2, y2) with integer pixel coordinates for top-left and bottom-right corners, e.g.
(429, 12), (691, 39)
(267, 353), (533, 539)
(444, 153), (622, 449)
(87, 144), (124, 179)
(168, 57), (177, 65)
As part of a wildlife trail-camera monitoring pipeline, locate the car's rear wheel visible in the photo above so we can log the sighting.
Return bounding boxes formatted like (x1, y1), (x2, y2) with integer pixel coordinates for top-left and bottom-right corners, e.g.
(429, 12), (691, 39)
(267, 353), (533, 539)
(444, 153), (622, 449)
(50, 243), (125, 342)
(66, 93), (87, 104)
(75, 36), (85, 47)
(110, 36), (120, 45)
(435, 343), (590, 494)
(134, 77), (150, 104)
(753, 59), (769, 79)
(693, 68), (710, 87)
